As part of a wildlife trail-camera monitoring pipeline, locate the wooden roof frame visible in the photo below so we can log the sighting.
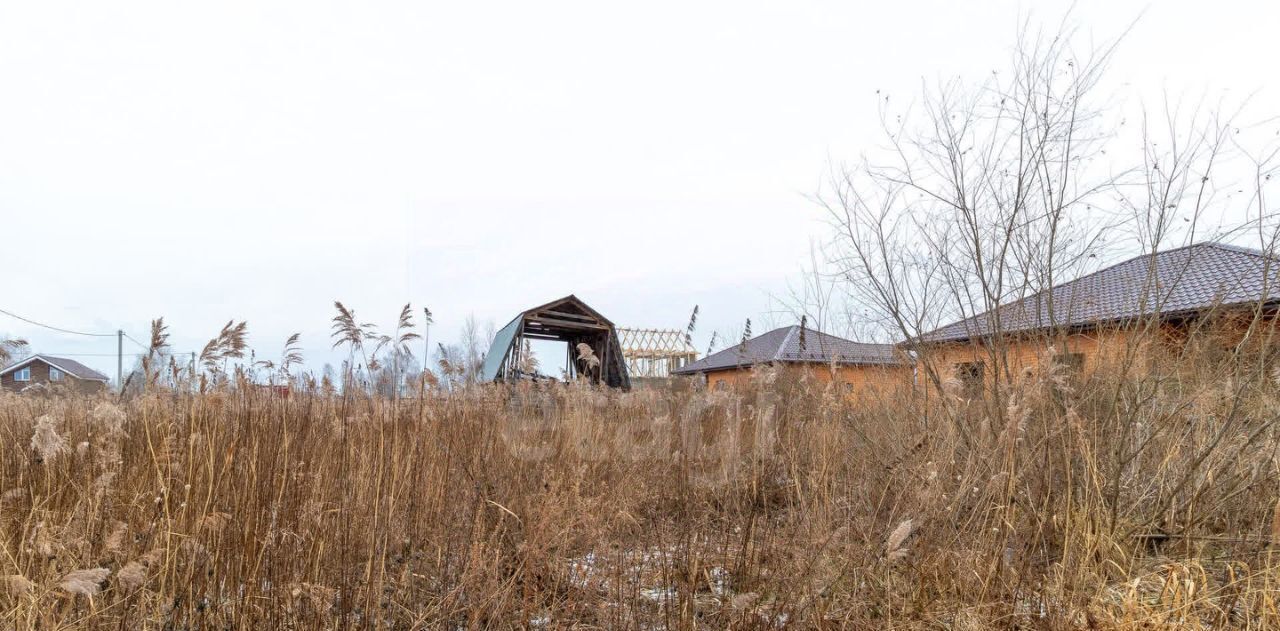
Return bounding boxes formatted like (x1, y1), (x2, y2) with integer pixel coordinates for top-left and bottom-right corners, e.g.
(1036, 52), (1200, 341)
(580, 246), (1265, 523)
(618, 327), (699, 378)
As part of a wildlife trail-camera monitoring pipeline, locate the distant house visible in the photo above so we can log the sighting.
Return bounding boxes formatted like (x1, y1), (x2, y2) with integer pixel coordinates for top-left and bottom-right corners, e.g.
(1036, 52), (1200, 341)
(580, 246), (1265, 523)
(914, 242), (1280, 394)
(0, 355), (110, 394)
(673, 325), (910, 395)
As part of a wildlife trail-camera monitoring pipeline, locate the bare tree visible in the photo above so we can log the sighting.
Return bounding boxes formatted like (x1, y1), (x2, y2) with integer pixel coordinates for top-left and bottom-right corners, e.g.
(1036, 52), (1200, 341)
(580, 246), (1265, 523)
(823, 15), (1280, 551)
(823, 18), (1140, 400)
(459, 314), (491, 384)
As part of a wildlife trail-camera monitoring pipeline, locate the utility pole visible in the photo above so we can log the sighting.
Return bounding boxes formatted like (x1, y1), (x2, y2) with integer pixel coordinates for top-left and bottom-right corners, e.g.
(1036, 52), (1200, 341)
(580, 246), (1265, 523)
(117, 330), (123, 393)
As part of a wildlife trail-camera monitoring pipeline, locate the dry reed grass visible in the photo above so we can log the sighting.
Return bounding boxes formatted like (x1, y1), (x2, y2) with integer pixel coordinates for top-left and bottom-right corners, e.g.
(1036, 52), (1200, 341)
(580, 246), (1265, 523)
(1, 332), (1280, 629)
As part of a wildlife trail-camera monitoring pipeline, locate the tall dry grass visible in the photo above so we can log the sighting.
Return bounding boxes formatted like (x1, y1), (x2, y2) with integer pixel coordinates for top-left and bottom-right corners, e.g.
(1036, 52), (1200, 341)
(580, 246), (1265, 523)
(2, 334), (1280, 629)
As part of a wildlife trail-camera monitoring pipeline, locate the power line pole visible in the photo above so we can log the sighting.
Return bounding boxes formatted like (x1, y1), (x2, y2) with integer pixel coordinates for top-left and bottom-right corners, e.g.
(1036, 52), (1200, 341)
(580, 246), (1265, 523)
(117, 330), (123, 393)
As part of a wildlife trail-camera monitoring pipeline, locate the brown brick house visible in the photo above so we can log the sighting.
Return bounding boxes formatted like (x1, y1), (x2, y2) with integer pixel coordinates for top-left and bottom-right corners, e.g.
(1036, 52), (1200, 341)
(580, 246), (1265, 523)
(673, 325), (910, 396)
(912, 242), (1280, 394)
(0, 354), (110, 394)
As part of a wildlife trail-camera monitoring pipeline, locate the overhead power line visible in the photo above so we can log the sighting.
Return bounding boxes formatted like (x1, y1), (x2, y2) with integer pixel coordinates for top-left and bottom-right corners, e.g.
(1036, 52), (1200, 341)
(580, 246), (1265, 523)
(0, 307), (183, 392)
(33, 352), (149, 357)
(0, 307), (116, 337)
(123, 332), (151, 352)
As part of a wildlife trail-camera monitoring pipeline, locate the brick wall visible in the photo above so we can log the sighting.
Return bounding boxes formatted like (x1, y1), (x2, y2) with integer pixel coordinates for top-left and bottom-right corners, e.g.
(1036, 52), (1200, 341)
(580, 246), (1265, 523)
(692, 311), (1280, 400)
(916, 325), (1164, 396)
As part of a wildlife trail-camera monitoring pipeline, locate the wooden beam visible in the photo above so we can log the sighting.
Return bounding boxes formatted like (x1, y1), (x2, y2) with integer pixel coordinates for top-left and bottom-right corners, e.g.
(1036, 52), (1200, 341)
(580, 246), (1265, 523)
(535, 309), (599, 323)
(519, 332), (565, 341)
(526, 317), (609, 330)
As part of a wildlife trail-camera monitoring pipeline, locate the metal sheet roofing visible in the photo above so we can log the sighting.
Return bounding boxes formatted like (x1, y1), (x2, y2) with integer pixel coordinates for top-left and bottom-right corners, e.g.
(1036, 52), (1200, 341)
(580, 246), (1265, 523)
(673, 325), (903, 374)
(481, 316), (523, 382)
(918, 242), (1280, 343)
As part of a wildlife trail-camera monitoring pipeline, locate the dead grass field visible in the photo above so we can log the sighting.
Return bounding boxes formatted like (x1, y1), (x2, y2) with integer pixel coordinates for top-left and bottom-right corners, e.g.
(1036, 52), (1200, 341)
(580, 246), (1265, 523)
(3, 348), (1280, 629)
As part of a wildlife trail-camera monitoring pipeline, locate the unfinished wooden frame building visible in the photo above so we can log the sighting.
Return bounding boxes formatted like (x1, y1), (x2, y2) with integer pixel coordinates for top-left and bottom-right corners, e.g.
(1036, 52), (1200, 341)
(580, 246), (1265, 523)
(618, 328), (698, 378)
(481, 295), (631, 390)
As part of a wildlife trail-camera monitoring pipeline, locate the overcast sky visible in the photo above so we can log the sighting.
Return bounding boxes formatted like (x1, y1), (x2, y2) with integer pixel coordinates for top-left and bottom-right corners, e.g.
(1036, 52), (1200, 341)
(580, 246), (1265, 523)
(1, 0), (1277, 377)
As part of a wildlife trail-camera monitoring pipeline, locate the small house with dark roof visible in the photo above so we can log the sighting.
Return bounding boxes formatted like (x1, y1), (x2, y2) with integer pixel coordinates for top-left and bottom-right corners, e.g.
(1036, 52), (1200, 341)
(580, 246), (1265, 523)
(673, 325), (909, 394)
(0, 354), (110, 394)
(913, 242), (1280, 394)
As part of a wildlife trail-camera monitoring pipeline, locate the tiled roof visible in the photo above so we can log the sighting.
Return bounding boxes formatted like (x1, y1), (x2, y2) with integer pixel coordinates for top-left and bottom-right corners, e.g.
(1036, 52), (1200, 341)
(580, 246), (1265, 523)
(918, 242), (1280, 343)
(0, 354), (110, 382)
(673, 325), (903, 374)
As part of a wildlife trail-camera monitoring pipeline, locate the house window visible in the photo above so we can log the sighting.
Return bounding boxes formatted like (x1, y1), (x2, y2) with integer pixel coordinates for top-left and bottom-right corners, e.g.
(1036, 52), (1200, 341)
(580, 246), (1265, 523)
(1054, 352), (1085, 375)
(14, 367), (31, 381)
(955, 361), (984, 398)
(49, 368), (63, 381)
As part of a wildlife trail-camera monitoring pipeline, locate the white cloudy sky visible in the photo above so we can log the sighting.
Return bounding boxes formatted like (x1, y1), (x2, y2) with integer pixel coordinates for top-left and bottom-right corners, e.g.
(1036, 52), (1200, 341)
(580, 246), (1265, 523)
(0, 0), (1277, 376)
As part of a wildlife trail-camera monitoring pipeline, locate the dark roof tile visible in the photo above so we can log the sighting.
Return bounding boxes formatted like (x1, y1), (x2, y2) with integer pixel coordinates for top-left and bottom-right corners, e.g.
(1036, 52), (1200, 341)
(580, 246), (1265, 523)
(918, 242), (1280, 343)
(674, 326), (903, 374)
(1, 354), (110, 382)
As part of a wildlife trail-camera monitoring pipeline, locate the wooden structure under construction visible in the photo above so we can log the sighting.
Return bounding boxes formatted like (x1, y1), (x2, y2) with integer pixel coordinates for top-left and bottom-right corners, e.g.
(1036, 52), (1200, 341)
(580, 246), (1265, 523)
(618, 328), (698, 378)
(481, 295), (631, 390)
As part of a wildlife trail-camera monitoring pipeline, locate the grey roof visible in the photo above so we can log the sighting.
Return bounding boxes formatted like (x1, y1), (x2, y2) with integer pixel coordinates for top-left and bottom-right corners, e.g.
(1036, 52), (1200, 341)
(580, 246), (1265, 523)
(0, 354), (110, 382)
(918, 242), (1280, 343)
(673, 325), (904, 374)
